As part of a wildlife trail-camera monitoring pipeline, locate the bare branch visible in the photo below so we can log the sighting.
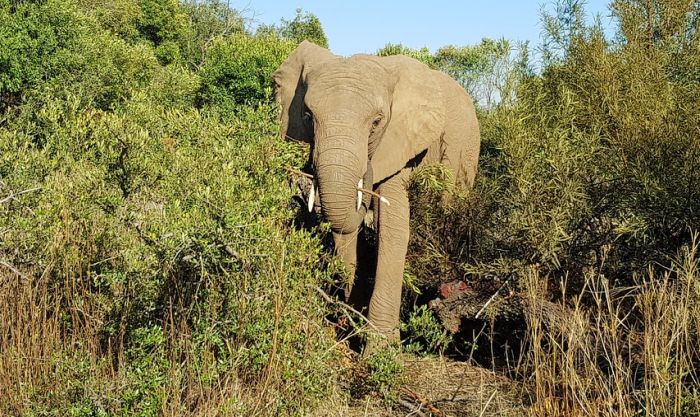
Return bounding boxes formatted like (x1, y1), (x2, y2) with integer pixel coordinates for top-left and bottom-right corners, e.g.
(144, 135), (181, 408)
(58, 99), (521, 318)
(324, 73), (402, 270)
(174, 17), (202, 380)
(0, 187), (42, 205)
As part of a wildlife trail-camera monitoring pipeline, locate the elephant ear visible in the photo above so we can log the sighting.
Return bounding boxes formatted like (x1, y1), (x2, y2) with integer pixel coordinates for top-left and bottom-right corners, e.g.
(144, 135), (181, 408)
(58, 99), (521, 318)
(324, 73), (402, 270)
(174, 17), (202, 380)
(272, 41), (336, 143)
(371, 57), (445, 183)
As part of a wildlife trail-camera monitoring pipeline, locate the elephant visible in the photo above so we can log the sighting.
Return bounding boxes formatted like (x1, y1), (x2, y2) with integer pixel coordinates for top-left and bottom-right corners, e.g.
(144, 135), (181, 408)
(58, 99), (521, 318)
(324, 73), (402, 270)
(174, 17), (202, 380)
(272, 41), (480, 348)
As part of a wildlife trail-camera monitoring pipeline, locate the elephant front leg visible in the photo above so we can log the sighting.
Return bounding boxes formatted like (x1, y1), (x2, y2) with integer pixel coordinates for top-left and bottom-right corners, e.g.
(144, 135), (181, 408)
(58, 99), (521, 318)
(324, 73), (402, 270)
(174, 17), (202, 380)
(368, 168), (411, 345)
(332, 229), (359, 300)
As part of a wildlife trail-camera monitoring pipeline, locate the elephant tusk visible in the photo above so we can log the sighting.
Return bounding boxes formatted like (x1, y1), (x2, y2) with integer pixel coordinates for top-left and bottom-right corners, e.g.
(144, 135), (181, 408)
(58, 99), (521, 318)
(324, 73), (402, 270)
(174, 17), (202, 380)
(356, 179), (363, 211)
(308, 182), (315, 213)
(356, 187), (391, 206)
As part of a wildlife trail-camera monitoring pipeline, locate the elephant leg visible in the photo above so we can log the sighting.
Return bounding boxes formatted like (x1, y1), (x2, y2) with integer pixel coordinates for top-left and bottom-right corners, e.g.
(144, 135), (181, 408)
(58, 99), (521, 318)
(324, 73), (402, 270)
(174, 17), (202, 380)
(332, 229), (359, 300)
(368, 168), (411, 343)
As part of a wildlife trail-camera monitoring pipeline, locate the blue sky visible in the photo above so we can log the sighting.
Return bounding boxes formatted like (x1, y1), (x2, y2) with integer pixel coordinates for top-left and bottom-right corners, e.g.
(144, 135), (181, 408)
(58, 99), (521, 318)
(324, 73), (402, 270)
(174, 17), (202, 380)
(240, 1), (615, 56)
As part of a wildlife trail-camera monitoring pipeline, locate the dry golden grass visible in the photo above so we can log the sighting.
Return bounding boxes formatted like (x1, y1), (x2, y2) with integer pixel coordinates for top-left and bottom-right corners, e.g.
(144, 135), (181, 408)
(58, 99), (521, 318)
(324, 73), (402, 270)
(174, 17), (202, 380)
(0, 263), (304, 417)
(517, 238), (700, 417)
(312, 356), (524, 417)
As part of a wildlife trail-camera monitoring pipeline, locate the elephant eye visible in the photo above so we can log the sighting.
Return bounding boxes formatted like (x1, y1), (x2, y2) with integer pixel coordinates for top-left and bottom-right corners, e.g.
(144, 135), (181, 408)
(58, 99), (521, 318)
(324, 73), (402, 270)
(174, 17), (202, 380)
(370, 114), (383, 134)
(303, 110), (313, 124)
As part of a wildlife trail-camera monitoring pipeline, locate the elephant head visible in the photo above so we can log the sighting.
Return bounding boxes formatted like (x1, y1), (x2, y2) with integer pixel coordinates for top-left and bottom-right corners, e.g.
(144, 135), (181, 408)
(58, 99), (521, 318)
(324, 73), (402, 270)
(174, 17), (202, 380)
(272, 41), (445, 235)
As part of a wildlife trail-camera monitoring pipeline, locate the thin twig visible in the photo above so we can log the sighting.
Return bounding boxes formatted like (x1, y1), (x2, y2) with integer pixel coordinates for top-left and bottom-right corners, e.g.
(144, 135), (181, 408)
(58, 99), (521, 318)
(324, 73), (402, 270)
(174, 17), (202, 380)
(478, 390), (497, 417)
(0, 186), (42, 204)
(283, 166), (313, 179)
(400, 386), (445, 416)
(475, 276), (513, 319)
(89, 255), (122, 268)
(0, 260), (26, 278)
(397, 398), (428, 417)
(284, 134), (307, 142)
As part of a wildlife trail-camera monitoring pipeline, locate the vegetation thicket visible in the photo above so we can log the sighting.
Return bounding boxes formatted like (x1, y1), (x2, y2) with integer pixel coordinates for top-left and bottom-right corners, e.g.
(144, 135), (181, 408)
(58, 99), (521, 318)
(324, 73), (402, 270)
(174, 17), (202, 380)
(386, 0), (700, 414)
(1, 0), (699, 415)
(1, 1), (339, 415)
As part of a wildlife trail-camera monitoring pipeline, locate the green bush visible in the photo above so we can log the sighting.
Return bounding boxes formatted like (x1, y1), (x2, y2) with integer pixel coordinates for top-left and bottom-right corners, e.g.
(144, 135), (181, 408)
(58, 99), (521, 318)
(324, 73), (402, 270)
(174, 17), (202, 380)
(0, 0), (90, 98)
(407, 0), (700, 292)
(136, 0), (188, 45)
(0, 0), (159, 117)
(179, 0), (246, 66)
(401, 305), (452, 355)
(77, 0), (143, 42)
(257, 8), (329, 49)
(146, 64), (201, 109)
(0, 1), (339, 415)
(1, 97), (341, 416)
(365, 347), (404, 398)
(377, 43), (437, 67)
(197, 33), (294, 112)
(76, 0), (246, 67)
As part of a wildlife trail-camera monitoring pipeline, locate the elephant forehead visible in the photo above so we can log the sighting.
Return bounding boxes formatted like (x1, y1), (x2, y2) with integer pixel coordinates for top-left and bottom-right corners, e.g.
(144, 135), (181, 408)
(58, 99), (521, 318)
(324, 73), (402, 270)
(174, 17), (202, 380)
(306, 87), (381, 113)
(309, 60), (389, 88)
(323, 110), (362, 121)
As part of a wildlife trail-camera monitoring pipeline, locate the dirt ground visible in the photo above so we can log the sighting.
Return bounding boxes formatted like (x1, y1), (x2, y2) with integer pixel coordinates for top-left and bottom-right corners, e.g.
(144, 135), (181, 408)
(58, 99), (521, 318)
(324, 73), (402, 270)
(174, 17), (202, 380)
(314, 355), (528, 417)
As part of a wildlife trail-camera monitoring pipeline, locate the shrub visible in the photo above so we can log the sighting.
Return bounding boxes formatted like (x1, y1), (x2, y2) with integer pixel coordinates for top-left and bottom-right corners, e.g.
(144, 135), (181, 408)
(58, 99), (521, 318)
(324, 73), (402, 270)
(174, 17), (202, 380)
(77, 0), (143, 42)
(197, 34), (294, 113)
(376, 43), (437, 67)
(0, 0), (90, 100)
(401, 305), (452, 355)
(277, 8), (329, 48)
(179, 0), (246, 66)
(365, 347), (405, 398)
(0, 1), (339, 415)
(258, 8), (329, 49)
(145, 64), (201, 109)
(0, 96), (341, 416)
(403, 1), (700, 414)
(1, 0), (159, 116)
(408, 0), (700, 291)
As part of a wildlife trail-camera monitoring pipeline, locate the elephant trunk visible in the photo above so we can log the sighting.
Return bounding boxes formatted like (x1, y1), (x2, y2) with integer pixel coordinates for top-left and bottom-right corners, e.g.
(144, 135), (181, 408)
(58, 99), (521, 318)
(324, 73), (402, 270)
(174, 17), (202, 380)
(315, 133), (372, 234)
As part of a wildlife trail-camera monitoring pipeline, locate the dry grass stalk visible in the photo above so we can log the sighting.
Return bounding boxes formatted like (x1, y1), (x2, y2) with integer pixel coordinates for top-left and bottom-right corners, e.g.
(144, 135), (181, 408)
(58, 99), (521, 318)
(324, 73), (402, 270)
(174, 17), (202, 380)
(518, 239), (700, 417)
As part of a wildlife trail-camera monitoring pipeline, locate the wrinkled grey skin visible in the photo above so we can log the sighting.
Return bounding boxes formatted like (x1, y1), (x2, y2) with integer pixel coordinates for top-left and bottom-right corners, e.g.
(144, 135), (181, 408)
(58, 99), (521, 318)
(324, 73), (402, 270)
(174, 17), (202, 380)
(273, 41), (480, 349)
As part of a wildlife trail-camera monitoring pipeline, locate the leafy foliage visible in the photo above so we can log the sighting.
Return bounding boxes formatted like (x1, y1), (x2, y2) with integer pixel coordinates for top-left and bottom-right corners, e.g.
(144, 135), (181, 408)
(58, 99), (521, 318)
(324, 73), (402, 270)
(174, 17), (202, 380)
(197, 34), (294, 112)
(401, 305), (452, 355)
(377, 43), (436, 67)
(179, 0), (246, 65)
(0, 1), (338, 415)
(0, 0), (95, 99)
(260, 9), (328, 48)
(407, 0), (700, 287)
(400, 5), (700, 414)
(256, 8), (329, 49)
(365, 347), (405, 398)
(278, 8), (329, 48)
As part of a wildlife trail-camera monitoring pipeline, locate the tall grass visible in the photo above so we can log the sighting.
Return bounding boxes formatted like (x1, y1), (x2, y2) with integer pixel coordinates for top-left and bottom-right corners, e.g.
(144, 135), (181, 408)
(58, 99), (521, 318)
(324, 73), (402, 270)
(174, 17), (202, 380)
(519, 237), (700, 416)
